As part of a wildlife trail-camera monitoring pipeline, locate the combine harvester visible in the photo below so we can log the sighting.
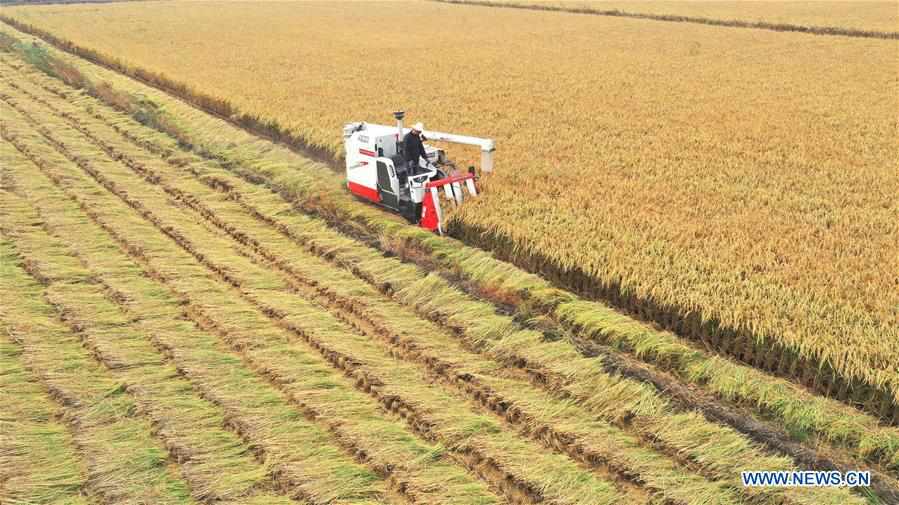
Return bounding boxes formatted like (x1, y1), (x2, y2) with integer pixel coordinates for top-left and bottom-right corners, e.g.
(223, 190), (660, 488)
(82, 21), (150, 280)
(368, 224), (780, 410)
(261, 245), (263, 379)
(344, 111), (495, 235)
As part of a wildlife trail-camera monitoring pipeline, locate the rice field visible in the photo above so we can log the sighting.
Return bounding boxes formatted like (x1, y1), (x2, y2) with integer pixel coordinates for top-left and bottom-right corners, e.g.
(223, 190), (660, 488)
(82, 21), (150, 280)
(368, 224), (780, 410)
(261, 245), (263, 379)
(2, 0), (896, 420)
(440, 0), (899, 35)
(0, 3), (897, 504)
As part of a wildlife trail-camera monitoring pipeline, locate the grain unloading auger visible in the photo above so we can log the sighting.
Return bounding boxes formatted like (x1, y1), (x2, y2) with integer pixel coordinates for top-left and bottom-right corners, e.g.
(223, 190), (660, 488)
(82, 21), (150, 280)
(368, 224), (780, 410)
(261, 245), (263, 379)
(344, 111), (495, 235)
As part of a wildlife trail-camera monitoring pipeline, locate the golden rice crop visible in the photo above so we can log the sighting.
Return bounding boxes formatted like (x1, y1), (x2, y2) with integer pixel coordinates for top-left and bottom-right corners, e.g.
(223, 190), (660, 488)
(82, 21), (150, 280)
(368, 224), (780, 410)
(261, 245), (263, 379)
(443, 0), (899, 34)
(3, 0), (897, 409)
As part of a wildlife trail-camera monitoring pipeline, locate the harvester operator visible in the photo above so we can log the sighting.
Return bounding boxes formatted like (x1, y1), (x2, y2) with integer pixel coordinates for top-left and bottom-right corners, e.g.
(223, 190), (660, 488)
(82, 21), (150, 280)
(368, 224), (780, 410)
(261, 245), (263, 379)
(403, 122), (428, 175)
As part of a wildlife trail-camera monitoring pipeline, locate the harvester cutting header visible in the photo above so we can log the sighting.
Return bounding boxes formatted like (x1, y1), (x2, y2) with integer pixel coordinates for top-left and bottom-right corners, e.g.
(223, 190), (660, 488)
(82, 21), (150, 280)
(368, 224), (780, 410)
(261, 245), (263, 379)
(343, 111), (495, 235)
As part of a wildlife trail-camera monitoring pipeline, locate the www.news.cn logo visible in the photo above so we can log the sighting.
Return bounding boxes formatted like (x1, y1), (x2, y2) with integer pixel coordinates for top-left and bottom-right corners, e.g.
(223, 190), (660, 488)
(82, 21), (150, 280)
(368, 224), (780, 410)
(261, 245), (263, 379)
(741, 470), (871, 487)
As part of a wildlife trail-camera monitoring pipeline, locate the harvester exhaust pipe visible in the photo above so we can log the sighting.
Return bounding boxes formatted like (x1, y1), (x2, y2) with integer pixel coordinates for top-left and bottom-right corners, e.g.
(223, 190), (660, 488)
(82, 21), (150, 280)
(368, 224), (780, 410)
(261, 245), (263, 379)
(393, 110), (405, 142)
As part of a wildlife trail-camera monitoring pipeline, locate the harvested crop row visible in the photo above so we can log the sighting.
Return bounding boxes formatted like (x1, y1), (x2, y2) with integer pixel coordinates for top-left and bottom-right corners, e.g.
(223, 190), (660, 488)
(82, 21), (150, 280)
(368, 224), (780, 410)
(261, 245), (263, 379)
(0, 145), (391, 505)
(7, 54), (892, 488)
(0, 186), (302, 505)
(0, 104), (501, 505)
(0, 84), (632, 505)
(0, 322), (89, 505)
(0, 54), (883, 504)
(0, 190), (198, 505)
(7, 39), (897, 479)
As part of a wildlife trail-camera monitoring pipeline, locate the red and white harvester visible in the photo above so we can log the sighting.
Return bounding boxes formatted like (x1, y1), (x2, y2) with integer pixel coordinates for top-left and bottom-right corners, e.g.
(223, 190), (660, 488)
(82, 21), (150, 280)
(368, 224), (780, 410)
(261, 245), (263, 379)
(344, 111), (495, 235)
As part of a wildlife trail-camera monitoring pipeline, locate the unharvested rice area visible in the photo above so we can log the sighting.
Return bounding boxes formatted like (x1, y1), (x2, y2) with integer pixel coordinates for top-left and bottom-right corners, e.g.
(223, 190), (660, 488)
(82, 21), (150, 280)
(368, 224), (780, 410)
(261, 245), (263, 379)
(439, 0), (899, 35)
(2, 1), (896, 419)
(0, 46), (888, 504)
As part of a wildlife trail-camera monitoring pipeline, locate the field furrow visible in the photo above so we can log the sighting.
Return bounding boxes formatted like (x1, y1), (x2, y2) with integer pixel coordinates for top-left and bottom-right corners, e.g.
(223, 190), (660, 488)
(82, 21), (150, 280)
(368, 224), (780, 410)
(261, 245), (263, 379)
(0, 104), (501, 504)
(0, 53), (879, 505)
(0, 321), (90, 505)
(0, 64), (674, 505)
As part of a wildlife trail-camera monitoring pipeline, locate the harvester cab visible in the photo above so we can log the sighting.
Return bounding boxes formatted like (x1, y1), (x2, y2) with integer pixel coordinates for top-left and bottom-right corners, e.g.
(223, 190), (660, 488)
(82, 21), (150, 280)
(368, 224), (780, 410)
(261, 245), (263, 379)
(343, 111), (495, 235)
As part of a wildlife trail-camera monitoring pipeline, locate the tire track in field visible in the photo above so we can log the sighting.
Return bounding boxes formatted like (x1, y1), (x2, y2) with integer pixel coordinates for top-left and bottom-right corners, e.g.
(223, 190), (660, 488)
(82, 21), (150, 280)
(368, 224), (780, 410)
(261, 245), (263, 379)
(0, 110), (500, 505)
(1, 70), (884, 505)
